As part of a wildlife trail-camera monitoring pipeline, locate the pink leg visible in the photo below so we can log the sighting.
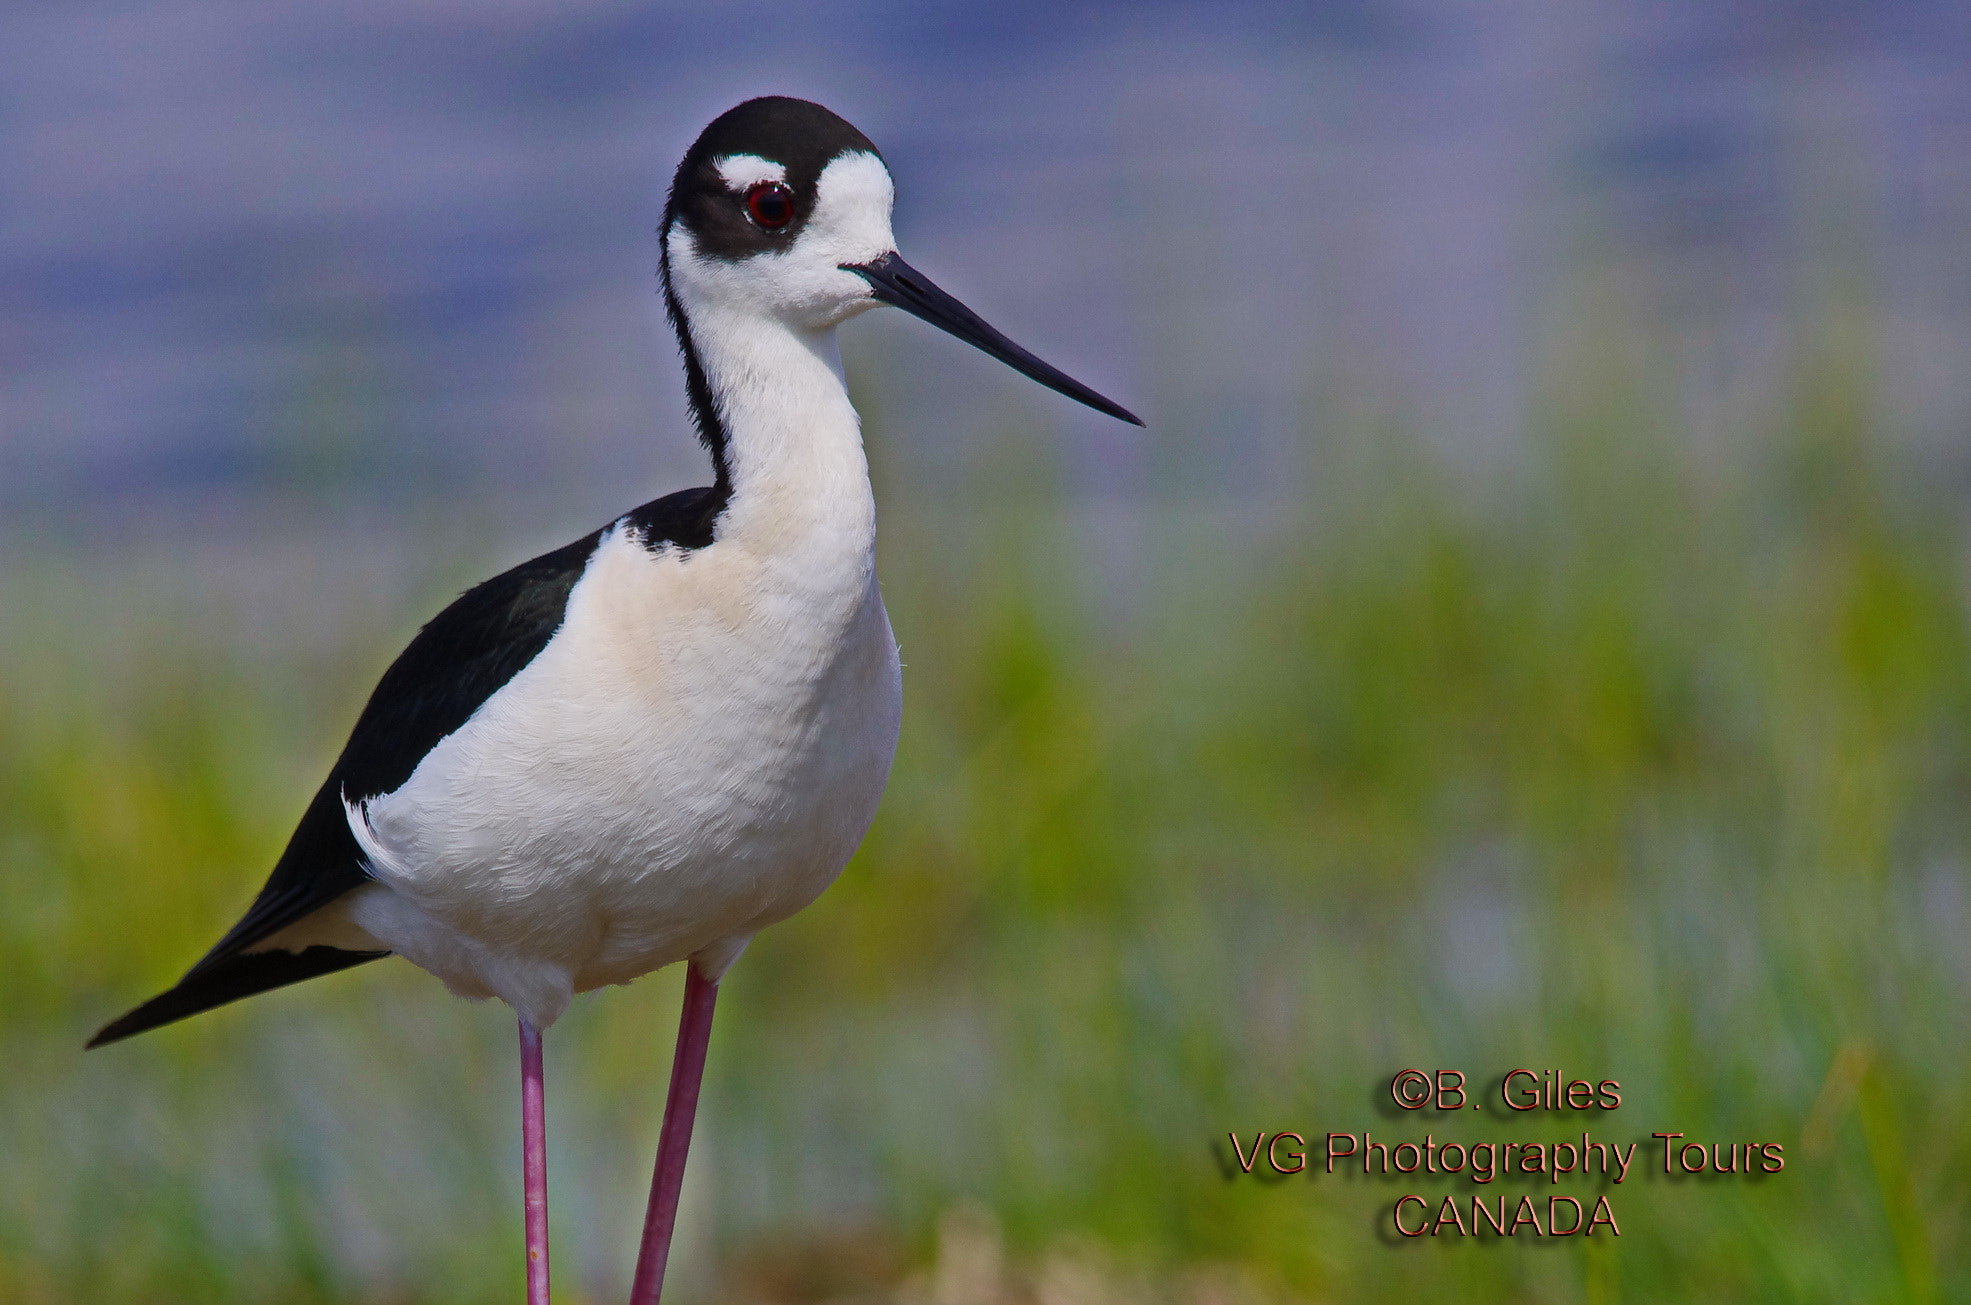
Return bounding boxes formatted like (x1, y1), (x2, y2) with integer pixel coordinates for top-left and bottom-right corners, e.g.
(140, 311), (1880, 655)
(520, 1018), (550, 1305)
(628, 963), (720, 1305)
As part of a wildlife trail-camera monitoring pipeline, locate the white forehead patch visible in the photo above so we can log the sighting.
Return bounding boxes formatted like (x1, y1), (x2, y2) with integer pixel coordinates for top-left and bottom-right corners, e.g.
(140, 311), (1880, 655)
(809, 152), (894, 236)
(715, 155), (787, 190)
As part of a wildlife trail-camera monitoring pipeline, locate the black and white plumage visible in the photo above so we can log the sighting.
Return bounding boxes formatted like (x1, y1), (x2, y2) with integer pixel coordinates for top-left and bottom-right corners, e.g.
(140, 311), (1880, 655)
(87, 96), (1138, 1303)
(88, 488), (728, 1044)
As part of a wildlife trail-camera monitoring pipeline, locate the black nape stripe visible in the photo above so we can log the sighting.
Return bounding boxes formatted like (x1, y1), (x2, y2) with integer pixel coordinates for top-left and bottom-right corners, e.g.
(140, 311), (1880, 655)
(659, 252), (732, 494)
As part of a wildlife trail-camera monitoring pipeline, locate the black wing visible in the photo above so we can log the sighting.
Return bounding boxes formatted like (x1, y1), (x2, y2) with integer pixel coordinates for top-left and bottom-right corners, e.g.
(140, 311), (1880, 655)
(88, 487), (727, 1048)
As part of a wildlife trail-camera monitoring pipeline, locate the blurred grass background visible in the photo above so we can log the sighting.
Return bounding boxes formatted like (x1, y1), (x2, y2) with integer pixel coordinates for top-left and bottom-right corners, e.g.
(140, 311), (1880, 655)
(4, 297), (1968, 1302)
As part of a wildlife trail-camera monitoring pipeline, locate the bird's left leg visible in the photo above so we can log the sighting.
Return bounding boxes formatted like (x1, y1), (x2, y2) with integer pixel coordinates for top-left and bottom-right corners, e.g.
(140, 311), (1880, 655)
(520, 1018), (551, 1305)
(626, 961), (720, 1305)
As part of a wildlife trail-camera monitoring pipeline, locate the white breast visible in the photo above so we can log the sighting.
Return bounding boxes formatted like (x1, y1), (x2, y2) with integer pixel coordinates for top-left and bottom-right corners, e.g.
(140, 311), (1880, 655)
(335, 516), (902, 1029)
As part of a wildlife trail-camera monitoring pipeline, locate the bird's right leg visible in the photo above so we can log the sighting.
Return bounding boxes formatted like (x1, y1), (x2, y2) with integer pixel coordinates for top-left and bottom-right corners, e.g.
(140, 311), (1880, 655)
(627, 962), (720, 1305)
(520, 1017), (551, 1305)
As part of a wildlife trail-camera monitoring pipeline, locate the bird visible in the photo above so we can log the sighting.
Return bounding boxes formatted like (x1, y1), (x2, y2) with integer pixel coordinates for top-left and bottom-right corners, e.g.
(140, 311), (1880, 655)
(87, 95), (1140, 1305)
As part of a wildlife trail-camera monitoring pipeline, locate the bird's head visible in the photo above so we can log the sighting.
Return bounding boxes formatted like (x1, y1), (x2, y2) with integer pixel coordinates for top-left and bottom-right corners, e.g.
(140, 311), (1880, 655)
(661, 96), (1140, 426)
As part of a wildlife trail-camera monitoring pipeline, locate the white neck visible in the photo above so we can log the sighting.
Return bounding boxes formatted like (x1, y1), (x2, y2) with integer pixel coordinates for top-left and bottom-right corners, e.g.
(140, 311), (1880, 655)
(682, 296), (876, 565)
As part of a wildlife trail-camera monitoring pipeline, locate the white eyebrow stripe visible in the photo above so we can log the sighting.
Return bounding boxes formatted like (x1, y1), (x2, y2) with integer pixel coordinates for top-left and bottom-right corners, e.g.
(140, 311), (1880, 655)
(714, 155), (787, 190)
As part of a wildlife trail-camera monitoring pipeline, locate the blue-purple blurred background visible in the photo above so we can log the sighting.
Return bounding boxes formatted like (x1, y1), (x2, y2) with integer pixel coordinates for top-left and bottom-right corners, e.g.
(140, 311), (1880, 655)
(8, 1), (1969, 522)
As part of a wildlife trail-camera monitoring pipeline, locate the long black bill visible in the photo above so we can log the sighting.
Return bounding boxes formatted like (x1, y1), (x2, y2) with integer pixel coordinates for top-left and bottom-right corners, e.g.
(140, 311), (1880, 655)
(846, 252), (1143, 426)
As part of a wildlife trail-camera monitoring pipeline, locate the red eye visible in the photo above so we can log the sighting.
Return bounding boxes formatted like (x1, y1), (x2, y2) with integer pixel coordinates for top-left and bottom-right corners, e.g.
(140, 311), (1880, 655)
(746, 181), (795, 230)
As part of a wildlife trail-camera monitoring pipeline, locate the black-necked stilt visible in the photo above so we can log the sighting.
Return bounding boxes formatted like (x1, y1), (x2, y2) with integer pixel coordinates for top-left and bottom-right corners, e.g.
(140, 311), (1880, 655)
(88, 96), (1139, 1305)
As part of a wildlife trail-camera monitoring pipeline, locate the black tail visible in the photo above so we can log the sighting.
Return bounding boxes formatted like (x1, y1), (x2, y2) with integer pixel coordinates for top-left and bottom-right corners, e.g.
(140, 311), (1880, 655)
(87, 946), (389, 1049)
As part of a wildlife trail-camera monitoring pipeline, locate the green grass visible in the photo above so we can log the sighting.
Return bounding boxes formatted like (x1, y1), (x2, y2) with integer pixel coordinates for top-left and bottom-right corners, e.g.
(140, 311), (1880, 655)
(2, 350), (1968, 1302)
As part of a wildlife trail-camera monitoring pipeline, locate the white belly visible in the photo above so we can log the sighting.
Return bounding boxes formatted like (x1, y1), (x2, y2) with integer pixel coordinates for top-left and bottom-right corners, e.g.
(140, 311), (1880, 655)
(325, 521), (903, 1028)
